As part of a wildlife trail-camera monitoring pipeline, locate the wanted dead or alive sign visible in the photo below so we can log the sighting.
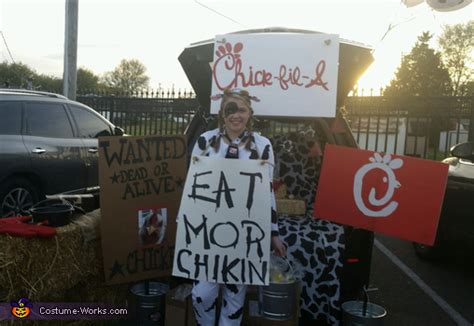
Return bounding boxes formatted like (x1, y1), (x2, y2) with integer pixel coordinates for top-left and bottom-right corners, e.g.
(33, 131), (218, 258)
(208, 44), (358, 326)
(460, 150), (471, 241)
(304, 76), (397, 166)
(98, 135), (187, 285)
(172, 156), (272, 285)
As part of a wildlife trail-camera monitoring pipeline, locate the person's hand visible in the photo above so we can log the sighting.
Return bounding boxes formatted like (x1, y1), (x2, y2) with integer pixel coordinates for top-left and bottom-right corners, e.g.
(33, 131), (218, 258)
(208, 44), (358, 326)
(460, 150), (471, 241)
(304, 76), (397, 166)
(271, 236), (287, 257)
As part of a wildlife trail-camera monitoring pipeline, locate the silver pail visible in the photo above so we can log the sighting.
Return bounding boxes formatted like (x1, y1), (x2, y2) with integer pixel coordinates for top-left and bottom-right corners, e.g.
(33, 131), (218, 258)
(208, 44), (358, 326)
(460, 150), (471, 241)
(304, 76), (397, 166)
(129, 282), (169, 325)
(342, 300), (387, 326)
(259, 280), (299, 320)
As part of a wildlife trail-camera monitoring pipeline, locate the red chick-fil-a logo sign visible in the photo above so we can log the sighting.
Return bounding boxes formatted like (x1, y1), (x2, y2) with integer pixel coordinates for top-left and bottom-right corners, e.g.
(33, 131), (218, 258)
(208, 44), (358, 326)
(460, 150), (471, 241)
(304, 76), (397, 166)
(314, 145), (449, 246)
(210, 33), (339, 118)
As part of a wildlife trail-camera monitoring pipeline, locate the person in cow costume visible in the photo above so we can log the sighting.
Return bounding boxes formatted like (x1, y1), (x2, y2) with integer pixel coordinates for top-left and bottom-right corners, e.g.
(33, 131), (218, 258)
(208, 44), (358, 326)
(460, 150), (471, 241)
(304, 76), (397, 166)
(190, 88), (286, 326)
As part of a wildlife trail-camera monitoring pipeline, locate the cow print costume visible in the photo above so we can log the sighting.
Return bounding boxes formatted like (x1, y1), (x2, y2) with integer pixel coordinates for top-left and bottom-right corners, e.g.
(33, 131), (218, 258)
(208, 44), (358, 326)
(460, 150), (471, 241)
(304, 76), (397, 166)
(272, 126), (345, 325)
(190, 128), (279, 326)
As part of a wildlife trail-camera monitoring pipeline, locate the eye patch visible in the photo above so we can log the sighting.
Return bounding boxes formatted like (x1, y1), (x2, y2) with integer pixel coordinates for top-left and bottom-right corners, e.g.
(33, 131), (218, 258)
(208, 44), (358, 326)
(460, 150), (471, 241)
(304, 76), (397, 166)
(224, 102), (239, 117)
(223, 102), (249, 117)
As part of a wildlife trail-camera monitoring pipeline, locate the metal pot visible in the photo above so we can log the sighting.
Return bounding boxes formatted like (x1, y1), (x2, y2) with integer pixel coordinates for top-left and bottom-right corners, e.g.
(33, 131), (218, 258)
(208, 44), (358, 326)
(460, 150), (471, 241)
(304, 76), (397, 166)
(29, 198), (74, 227)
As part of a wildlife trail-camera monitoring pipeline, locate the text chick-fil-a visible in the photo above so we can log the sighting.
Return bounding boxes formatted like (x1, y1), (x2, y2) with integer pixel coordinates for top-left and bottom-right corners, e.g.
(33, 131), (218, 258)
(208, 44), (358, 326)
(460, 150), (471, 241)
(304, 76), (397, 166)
(212, 42), (329, 91)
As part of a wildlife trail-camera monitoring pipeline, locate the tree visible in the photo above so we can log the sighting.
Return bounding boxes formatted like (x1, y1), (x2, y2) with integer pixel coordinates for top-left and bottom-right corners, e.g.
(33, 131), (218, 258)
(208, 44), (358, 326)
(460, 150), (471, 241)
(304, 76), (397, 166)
(102, 59), (149, 93)
(0, 62), (62, 92)
(77, 67), (99, 91)
(384, 32), (452, 97)
(465, 80), (474, 96)
(34, 74), (62, 93)
(0, 62), (36, 88)
(438, 21), (474, 96)
(0, 61), (106, 94)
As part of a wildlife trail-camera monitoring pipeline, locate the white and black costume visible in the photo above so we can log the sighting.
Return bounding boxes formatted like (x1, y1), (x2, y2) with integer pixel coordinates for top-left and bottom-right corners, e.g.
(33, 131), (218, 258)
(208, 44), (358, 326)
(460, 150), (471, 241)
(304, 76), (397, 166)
(190, 128), (279, 326)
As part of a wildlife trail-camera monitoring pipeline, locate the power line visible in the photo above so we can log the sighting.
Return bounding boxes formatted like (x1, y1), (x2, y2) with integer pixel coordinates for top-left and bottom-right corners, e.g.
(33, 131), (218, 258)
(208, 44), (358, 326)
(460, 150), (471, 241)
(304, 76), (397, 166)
(379, 16), (417, 44)
(372, 1), (419, 55)
(193, 0), (247, 28)
(0, 30), (15, 64)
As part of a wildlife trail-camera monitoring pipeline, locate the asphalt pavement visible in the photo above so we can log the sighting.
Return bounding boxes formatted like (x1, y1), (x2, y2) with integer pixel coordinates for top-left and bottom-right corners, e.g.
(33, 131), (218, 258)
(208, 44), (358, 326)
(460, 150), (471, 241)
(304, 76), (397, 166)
(368, 235), (474, 326)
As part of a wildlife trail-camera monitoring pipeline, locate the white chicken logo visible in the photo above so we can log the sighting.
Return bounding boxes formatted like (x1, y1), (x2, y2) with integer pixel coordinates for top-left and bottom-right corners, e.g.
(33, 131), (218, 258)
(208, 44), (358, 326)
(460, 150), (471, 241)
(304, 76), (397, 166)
(353, 152), (404, 217)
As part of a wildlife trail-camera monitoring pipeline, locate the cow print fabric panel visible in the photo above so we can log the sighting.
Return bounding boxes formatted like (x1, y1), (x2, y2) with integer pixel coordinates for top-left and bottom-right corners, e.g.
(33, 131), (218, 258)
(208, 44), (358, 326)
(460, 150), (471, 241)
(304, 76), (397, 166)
(271, 127), (345, 325)
(278, 216), (344, 325)
(272, 128), (321, 213)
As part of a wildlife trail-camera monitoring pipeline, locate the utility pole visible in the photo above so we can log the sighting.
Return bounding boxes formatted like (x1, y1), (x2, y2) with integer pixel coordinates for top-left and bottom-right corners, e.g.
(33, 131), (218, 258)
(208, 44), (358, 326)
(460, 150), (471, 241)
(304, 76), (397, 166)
(63, 0), (78, 100)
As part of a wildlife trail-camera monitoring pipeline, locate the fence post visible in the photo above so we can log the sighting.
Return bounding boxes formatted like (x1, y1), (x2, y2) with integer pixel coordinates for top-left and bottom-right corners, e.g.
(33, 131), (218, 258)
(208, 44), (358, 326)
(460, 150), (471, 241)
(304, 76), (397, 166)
(110, 97), (116, 124)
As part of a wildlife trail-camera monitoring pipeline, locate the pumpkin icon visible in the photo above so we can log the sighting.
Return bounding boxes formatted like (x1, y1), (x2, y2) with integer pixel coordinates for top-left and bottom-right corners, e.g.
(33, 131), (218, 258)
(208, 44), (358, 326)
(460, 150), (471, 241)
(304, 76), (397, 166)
(11, 298), (31, 318)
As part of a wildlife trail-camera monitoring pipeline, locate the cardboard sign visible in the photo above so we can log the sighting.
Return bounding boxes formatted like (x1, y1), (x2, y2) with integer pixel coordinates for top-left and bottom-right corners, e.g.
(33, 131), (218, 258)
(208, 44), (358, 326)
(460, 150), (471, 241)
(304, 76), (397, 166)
(172, 156), (271, 285)
(98, 135), (187, 285)
(210, 33), (339, 118)
(314, 144), (449, 245)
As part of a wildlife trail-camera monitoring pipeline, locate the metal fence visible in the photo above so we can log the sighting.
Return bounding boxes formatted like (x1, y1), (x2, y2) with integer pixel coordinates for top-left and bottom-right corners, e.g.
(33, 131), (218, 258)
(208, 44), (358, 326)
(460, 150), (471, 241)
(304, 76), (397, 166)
(77, 95), (199, 136)
(77, 93), (473, 161)
(344, 96), (473, 160)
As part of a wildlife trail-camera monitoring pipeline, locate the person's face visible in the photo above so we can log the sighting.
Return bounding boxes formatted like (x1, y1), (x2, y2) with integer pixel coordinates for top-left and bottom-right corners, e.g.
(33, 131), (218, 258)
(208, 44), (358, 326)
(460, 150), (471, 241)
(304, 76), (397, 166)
(222, 97), (252, 135)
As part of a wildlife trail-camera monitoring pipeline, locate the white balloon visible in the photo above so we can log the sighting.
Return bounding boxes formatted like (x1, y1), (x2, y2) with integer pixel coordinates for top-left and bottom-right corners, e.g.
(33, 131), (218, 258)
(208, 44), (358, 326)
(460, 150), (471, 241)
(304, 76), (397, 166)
(426, 0), (472, 12)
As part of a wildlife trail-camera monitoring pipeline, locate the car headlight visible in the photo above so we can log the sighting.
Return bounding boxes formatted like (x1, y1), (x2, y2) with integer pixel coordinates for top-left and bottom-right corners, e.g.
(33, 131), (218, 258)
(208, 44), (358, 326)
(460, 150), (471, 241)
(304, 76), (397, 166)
(442, 157), (458, 166)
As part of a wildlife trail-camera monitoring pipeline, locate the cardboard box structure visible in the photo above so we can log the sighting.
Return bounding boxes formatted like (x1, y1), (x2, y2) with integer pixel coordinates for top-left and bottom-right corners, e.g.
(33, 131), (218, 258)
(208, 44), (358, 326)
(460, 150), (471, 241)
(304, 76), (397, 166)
(165, 285), (196, 326)
(165, 284), (300, 326)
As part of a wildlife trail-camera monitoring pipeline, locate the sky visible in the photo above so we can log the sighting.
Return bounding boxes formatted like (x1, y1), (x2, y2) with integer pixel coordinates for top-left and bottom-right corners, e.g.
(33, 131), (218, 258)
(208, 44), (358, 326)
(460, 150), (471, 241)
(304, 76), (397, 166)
(0, 0), (472, 93)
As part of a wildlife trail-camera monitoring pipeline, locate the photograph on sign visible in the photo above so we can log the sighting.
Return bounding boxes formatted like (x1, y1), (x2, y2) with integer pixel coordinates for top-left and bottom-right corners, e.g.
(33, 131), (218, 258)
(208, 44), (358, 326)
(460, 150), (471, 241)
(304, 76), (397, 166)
(210, 33), (339, 118)
(138, 207), (168, 247)
(314, 144), (449, 245)
(172, 156), (272, 285)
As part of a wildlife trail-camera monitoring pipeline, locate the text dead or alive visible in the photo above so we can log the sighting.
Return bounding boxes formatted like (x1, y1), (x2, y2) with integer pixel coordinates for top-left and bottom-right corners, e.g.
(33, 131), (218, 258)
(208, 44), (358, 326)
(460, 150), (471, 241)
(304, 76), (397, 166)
(99, 137), (185, 200)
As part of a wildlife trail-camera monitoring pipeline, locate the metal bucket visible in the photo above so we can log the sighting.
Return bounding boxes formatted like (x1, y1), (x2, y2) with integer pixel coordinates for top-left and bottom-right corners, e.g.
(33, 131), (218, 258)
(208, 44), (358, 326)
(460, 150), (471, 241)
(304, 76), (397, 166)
(259, 280), (299, 320)
(342, 300), (387, 326)
(129, 282), (169, 326)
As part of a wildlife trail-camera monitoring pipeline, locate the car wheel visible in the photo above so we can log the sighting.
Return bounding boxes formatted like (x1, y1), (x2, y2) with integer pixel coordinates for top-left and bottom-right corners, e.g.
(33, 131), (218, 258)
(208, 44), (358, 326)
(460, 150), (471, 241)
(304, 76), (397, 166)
(0, 177), (40, 217)
(412, 242), (440, 260)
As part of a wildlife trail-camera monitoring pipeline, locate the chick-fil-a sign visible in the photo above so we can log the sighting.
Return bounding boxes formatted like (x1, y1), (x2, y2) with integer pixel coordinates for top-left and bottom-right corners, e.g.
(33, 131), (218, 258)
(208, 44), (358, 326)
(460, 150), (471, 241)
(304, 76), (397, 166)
(212, 43), (329, 91)
(313, 145), (449, 246)
(210, 33), (339, 118)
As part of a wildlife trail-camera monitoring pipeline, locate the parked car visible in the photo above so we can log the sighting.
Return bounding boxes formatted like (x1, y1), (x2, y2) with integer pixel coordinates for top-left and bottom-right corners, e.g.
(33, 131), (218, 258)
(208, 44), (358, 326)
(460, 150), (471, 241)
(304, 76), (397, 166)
(413, 141), (474, 259)
(0, 89), (124, 217)
(179, 27), (375, 306)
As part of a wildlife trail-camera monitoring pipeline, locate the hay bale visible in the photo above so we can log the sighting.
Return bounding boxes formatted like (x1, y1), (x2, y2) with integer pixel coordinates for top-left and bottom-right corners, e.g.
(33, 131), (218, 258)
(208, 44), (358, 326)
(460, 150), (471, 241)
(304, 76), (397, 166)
(275, 183), (288, 199)
(64, 276), (130, 305)
(276, 199), (306, 216)
(0, 209), (139, 325)
(0, 210), (103, 301)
